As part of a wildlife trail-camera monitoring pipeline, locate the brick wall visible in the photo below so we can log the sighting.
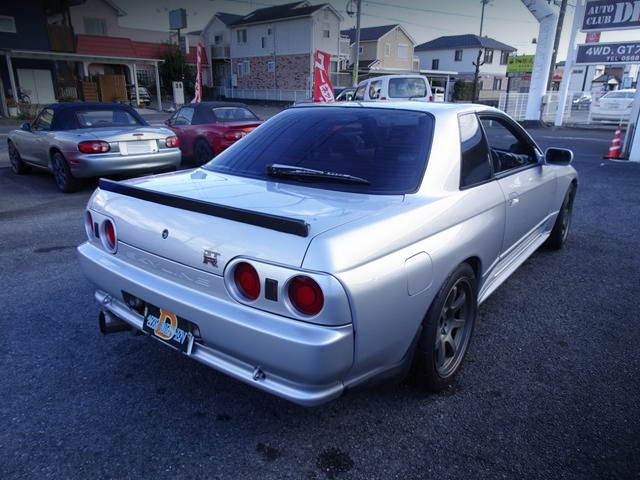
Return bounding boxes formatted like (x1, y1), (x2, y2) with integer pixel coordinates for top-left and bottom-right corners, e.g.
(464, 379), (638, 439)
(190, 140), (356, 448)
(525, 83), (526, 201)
(234, 54), (310, 90)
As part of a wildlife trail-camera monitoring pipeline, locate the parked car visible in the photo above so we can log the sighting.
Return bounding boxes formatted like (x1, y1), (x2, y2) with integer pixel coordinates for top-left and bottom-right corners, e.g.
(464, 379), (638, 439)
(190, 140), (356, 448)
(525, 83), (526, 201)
(353, 74), (434, 102)
(8, 102), (181, 193)
(77, 102), (577, 406)
(127, 85), (152, 106)
(165, 101), (263, 165)
(571, 93), (592, 110)
(590, 89), (636, 122)
(334, 87), (356, 101)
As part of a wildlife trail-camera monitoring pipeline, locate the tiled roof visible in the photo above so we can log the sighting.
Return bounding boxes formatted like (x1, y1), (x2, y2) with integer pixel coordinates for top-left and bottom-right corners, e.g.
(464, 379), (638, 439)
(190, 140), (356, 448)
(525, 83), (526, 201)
(230, 1), (326, 26)
(75, 34), (207, 65)
(415, 34), (515, 52)
(216, 12), (244, 26)
(341, 25), (397, 44)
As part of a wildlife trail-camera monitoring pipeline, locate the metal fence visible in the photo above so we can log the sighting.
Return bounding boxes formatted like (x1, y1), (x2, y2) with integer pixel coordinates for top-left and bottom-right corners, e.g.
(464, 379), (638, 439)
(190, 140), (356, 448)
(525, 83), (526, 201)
(498, 91), (598, 125)
(213, 86), (310, 103)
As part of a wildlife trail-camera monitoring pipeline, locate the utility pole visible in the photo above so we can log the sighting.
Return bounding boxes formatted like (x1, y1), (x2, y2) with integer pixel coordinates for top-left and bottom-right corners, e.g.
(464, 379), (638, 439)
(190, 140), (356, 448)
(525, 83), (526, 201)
(547, 0), (568, 91)
(347, 0), (362, 86)
(472, 0), (492, 103)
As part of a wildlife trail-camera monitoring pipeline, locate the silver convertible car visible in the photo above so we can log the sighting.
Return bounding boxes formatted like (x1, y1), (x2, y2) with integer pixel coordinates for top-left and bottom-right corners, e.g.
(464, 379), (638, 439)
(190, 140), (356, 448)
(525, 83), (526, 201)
(8, 102), (181, 192)
(77, 102), (577, 406)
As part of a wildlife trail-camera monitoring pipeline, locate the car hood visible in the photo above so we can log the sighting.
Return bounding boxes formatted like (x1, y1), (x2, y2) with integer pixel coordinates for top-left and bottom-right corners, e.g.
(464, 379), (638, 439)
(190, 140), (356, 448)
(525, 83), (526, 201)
(90, 168), (404, 275)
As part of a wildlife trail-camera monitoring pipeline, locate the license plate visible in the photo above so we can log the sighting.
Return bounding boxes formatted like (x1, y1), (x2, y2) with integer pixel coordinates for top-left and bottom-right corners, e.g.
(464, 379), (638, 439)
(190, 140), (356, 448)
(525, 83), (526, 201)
(143, 305), (196, 354)
(120, 140), (157, 155)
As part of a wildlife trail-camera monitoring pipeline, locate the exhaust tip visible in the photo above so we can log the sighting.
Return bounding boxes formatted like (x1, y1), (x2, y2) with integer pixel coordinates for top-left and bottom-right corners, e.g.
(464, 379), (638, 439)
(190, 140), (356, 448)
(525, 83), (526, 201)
(99, 310), (132, 335)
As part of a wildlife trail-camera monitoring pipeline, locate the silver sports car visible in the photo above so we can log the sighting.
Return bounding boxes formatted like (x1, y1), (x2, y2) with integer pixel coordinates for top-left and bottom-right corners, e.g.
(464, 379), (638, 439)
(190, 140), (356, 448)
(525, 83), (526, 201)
(8, 102), (181, 192)
(77, 102), (578, 406)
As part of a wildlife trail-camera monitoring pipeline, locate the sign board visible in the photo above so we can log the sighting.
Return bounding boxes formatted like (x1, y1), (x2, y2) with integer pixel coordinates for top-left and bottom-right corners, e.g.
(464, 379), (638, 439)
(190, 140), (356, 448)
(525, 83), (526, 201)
(169, 9), (187, 30)
(507, 55), (535, 74)
(172, 81), (184, 106)
(582, 0), (640, 31)
(576, 41), (640, 64)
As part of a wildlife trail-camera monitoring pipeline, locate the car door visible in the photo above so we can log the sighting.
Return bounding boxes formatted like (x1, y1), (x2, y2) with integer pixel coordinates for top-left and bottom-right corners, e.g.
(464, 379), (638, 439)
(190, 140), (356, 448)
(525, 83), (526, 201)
(19, 107), (55, 166)
(479, 114), (557, 256)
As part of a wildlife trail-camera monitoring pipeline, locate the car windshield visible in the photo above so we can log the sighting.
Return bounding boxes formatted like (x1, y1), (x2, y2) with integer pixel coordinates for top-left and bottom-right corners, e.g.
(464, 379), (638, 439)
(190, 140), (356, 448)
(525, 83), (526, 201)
(204, 107), (433, 194)
(211, 107), (258, 121)
(602, 91), (635, 99)
(74, 109), (144, 128)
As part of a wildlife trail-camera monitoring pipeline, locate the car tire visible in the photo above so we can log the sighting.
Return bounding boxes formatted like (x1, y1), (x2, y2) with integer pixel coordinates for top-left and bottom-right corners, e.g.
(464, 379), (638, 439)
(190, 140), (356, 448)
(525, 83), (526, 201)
(412, 263), (477, 392)
(8, 140), (31, 175)
(544, 185), (576, 250)
(51, 151), (80, 193)
(193, 139), (213, 166)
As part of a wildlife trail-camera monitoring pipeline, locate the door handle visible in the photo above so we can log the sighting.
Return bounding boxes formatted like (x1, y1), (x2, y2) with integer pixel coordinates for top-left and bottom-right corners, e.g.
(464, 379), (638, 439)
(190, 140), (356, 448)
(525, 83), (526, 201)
(508, 192), (519, 206)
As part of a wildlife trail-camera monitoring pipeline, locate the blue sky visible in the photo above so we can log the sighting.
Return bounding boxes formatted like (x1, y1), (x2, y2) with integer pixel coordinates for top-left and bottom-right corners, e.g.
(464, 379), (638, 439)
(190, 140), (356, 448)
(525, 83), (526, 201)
(113, 0), (639, 60)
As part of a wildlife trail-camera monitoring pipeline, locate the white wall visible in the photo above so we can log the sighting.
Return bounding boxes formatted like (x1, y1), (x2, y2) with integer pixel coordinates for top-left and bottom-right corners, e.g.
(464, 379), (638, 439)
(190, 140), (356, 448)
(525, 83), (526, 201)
(416, 47), (509, 76)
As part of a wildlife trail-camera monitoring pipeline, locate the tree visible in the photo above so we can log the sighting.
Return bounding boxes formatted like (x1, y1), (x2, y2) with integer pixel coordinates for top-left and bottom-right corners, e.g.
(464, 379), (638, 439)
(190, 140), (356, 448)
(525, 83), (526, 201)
(157, 41), (195, 101)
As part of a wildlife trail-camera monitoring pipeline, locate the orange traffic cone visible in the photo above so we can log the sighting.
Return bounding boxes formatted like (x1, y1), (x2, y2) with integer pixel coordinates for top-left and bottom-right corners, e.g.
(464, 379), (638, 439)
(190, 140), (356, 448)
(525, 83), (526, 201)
(603, 125), (623, 159)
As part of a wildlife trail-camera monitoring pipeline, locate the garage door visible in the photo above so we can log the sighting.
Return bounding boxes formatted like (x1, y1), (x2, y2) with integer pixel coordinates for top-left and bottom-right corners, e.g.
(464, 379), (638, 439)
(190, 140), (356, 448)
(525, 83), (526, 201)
(17, 69), (56, 104)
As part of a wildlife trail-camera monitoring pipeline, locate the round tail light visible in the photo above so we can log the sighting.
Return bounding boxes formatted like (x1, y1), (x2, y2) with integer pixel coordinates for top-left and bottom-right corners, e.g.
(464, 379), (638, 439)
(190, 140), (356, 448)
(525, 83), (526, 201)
(84, 210), (94, 239)
(100, 218), (117, 253)
(288, 276), (324, 316)
(234, 262), (260, 301)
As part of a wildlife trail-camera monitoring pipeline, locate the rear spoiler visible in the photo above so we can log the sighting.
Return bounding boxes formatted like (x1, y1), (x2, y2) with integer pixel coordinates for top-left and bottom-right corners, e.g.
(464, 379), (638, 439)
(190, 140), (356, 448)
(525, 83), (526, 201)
(98, 178), (310, 237)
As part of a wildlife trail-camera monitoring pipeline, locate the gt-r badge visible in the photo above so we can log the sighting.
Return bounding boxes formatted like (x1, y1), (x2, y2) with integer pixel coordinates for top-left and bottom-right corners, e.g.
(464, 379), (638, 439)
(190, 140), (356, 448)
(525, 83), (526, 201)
(203, 249), (220, 268)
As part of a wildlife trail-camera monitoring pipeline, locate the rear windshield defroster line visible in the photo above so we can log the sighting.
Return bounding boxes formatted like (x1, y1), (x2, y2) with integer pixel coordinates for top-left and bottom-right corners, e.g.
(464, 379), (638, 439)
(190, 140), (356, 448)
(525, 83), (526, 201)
(98, 178), (310, 237)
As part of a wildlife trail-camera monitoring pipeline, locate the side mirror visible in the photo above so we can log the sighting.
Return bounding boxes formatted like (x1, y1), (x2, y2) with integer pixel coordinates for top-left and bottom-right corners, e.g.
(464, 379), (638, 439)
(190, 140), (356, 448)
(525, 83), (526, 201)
(545, 147), (573, 165)
(21, 122), (32, 132)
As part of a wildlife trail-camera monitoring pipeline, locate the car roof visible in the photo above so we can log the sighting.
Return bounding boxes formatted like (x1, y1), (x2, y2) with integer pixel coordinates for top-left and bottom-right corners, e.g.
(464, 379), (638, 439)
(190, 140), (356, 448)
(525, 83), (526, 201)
(45, 102), (136, 112)
(292, 101), (501, 118)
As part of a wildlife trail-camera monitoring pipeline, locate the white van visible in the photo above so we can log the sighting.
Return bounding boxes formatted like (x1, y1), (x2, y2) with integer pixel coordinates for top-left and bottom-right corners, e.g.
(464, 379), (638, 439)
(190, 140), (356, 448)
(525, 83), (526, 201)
(353, 75), (434, 102)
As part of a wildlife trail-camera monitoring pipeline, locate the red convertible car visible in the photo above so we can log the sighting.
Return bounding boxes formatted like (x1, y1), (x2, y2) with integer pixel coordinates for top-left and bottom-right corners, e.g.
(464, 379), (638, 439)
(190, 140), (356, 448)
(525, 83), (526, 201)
(165, 102), (263, 165)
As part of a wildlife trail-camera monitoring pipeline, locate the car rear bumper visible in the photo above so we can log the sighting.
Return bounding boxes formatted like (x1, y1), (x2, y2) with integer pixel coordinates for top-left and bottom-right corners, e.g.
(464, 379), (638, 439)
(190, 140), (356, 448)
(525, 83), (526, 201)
(77, 242), (353, 406)
(68, 150), (182, 178)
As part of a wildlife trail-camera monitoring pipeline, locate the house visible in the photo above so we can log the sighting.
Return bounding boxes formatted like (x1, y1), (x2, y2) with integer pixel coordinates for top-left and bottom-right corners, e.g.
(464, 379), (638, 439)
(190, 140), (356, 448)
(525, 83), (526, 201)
(1, 0), (207, 114)
(415, 34), (515, 101)
(227, 1), (343, 101)
(340, 24), (419, 80)
(200, 12), (244, 96)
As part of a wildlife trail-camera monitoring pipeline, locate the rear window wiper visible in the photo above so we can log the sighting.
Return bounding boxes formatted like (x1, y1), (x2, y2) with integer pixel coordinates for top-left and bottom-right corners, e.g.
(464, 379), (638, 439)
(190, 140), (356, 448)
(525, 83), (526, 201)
(266, 164), (370, 185)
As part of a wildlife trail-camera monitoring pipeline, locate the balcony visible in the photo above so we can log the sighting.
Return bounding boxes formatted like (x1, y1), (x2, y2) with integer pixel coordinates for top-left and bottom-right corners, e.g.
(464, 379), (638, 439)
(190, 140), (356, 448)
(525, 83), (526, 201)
(210, 44), (230, 60)
(48, 24), (75, 52)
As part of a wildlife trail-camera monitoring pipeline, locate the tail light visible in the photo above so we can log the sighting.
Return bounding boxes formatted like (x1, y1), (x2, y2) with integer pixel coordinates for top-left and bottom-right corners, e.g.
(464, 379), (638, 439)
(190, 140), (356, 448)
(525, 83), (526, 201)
(288, 276), (324, 316)
(84, 210), (94, 239)
(78, 141), (110, 154)
(99, 218), (118, 253)
(234, 262), (260, 301)
(429, 95), (434, 102)
(224, 131), (245, 141)
(165, 136), (180, 148)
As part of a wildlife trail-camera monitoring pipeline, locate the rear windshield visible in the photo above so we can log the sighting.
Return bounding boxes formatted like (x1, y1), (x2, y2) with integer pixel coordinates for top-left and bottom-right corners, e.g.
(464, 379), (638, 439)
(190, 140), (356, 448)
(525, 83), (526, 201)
(204, 107), (433, 194)
(388, 78), (427, 98)
(74, 109), (144, 128)
(602, 91), (635, 99)
(211, 107), (259, 121)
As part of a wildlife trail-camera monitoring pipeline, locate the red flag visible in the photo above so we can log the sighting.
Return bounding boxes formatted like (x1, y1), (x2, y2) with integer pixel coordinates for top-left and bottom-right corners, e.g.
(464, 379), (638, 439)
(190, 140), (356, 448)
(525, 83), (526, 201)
(313, 50), (334, 103)
(192, 42), (203, 103)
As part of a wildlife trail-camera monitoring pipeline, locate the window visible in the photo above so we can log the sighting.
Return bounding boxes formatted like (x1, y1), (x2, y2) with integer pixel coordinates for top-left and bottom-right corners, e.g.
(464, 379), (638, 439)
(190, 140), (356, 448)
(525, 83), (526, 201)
(170, 107), (195, 126)
(261, 36), (267, 48)
(237, 60), (251, 77)
(479, 116), (537, 174)
(267, 61), (275, 73)
(431, 59), (439, 70)
(268, 28), (272, 35)
(397, 44), (408, 60)
(500, 51), (509, 65)
(33, 108), (54, 131)
(384, 43), (391, 57)
(0, 15), (16, 33)
(214, 34), (224, 45)
(368, 80), (382, 99)
(458, 114), (491, 188)
(388, 77), (427, 99)
(358, 46), (363, 54)
(484, 48), (494, 64)
(237, 29), (247, 43)
(204, 107), (434, 195)
(84, 17), (107, 35)
(136, 70), (150, 86)
(455, 50), (463, 61)
(493, 78), (502, 90)
(323, 29), (330, 38)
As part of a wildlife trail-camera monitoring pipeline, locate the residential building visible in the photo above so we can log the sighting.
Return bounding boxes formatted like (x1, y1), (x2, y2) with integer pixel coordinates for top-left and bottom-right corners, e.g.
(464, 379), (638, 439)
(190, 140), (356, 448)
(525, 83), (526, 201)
(415, 34), (515, 101)
(341, 24), (419, 79)
(227, 1), (343, 101)
(201, 13), (243, 95)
